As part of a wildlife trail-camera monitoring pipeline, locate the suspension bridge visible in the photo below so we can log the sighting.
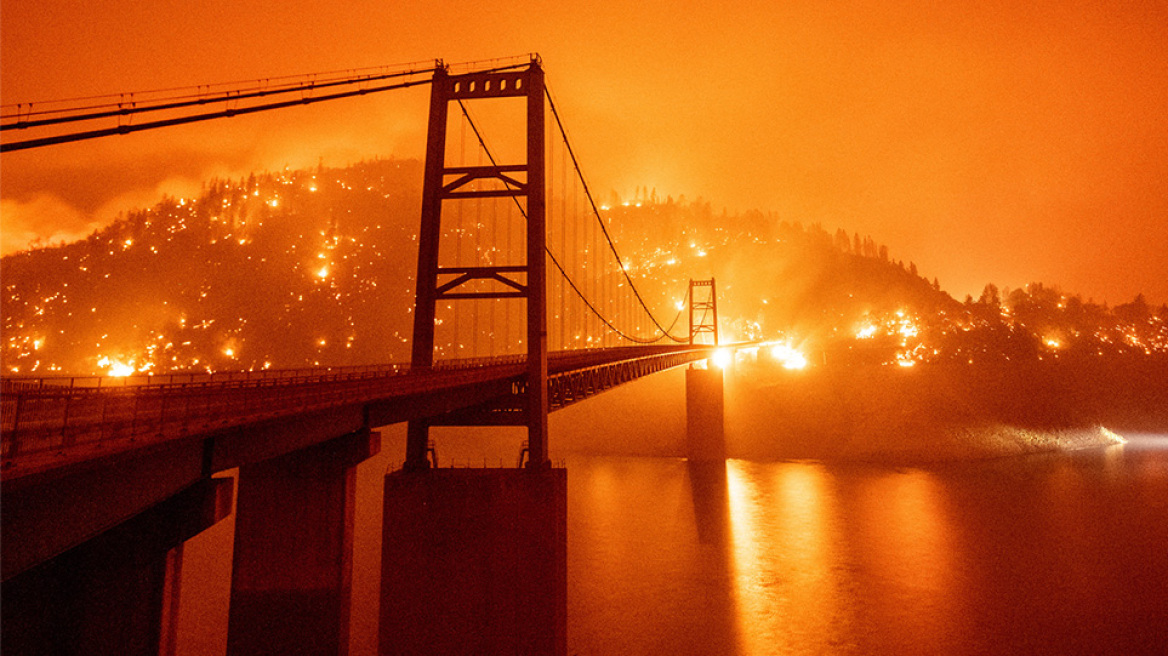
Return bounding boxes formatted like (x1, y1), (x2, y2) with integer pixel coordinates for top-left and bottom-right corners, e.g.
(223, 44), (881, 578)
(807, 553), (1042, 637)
(1, 55), (737, 656)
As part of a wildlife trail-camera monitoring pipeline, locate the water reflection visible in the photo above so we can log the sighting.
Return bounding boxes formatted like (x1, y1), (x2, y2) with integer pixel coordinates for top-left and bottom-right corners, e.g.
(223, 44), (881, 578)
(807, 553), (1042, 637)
(171, 439), (1168, 655)
(853, 468), (957, 654)
(726, 460), (849, 655)
(687, 461), (730, 546)
(723, 461), (973, 655)
(569, 457), (740, 655)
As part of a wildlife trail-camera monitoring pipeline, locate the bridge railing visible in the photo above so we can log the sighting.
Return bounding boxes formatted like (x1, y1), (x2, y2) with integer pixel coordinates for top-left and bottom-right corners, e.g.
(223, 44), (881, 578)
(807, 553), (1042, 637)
(0, 355), (535, 391)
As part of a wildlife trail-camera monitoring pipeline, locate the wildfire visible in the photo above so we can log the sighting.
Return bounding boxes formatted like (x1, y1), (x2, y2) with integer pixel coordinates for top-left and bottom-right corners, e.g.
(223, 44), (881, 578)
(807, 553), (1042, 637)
(770, 343), (808, 370)
(97, 356), (138, 377)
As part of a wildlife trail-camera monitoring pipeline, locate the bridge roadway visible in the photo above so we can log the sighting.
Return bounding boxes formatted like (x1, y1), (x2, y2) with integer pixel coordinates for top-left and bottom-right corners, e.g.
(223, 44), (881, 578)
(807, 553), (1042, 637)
(1, 343), (716, 580)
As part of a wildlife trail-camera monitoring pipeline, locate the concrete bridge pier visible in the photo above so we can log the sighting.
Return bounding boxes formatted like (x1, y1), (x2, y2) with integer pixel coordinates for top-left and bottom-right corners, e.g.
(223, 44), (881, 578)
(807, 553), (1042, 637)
(226, 428), (379, 656)
(0, 476), (233, 656)
(380, 467), (567, 656)
(686, 365), (726, 462)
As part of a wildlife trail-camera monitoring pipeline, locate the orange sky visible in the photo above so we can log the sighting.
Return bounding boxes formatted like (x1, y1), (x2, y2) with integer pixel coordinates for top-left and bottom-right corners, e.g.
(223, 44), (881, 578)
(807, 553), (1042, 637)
(3, 0), (1167, 304)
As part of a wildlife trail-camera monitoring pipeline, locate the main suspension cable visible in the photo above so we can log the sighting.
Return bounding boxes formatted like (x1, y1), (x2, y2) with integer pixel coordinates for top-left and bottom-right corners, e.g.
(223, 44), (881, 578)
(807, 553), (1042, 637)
(0, 60), (533, 153)
(543, 83), (688, 342)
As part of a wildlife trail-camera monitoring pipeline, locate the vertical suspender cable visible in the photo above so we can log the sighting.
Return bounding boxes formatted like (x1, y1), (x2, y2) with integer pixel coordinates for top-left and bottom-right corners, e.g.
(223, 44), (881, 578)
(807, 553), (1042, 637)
(560, 133), (569, 347)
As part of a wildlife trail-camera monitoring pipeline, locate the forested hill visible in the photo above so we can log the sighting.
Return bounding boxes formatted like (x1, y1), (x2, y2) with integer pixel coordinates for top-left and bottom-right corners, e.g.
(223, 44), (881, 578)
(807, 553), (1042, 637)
(3, 159), (1163, 376)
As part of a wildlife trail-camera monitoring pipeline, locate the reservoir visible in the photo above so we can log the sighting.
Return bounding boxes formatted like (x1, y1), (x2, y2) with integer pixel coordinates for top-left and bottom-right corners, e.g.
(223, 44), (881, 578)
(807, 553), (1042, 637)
(561, 440), (1168, 655)
(175, 366), (1168, 655)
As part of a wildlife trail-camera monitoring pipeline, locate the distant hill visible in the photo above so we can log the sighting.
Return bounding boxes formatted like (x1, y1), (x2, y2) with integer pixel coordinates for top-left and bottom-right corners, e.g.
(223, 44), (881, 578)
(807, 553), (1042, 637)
(592, 198), (958, 346)
(2, 159), (1163, 376)
(2, 159), (423, 374)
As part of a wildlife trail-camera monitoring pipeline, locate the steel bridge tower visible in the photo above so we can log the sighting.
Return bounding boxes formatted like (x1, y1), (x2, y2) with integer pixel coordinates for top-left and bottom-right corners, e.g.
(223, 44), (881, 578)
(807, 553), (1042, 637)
(406, 57), (549, 470)
(688, 278), (719, 345)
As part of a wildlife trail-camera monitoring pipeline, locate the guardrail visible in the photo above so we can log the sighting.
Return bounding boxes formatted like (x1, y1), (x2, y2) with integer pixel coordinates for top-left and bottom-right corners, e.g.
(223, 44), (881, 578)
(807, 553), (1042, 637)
(0, 355), (532, 391)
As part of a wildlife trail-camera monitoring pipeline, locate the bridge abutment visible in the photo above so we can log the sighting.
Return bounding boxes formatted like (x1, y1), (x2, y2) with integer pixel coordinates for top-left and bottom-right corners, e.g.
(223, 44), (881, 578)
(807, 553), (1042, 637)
(226, 428), (379, 656)
(686, 366), (726, 462)
(380, 467), (567, 656)
(0, 476), (233, 656)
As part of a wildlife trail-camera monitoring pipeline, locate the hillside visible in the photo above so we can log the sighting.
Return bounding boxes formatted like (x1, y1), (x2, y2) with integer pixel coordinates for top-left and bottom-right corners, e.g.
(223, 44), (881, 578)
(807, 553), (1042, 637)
(2, 159), (1164, 376)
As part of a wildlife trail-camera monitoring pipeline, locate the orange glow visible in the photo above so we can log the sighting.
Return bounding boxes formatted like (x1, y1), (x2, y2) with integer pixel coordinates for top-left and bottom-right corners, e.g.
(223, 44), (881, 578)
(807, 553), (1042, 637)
(712, 348), (732, 369)
(769, 343), (808, 370)
(3, 2), (1165, 306)
(726, 461), (842, 654)
(98, 355), (137, 377)
(858, 470), (955, 652)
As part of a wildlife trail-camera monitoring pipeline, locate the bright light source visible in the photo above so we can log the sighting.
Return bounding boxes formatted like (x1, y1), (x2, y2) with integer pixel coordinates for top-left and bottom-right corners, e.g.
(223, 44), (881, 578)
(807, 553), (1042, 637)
(106, 359), (135, 377)
(317, 266), (329, 279)
(1099, 427), (1128, 445)
(712, 348), (732, 369)
(771, 343), (808, 370)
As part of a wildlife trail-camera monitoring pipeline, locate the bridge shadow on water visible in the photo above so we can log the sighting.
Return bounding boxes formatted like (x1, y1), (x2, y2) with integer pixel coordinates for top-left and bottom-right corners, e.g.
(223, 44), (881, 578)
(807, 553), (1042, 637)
(687, 461), (732, 547)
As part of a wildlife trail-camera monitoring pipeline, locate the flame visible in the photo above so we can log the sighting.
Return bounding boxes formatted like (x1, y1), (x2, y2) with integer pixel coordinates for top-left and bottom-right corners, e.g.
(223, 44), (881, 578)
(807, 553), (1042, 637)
(771, 343), (808, 370)
(107, 359), (136, 376)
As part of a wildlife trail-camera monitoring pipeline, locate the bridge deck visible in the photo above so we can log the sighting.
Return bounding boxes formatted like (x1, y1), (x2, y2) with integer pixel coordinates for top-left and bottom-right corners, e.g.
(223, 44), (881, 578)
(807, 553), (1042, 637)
(1, 345), (714, 481)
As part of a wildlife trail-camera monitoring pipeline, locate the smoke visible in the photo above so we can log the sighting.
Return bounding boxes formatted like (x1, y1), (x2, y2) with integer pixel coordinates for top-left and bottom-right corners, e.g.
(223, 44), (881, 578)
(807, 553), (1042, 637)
(545, 357), (1161, 465)
(0, 194), (99, 255)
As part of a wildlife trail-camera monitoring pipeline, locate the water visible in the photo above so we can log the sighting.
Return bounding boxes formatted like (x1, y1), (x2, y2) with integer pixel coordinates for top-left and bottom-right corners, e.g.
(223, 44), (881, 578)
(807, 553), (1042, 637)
(176, 432), (1168, 655)
(562, 441), (1168, 655)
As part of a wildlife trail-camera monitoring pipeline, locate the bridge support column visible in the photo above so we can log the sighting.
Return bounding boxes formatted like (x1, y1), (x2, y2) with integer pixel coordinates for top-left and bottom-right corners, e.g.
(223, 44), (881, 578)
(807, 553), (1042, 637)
(227, 428), (379, 656)
(380, 467), (567, 656)
(687, 366), (726, 461)
(0, 476), (233, 656)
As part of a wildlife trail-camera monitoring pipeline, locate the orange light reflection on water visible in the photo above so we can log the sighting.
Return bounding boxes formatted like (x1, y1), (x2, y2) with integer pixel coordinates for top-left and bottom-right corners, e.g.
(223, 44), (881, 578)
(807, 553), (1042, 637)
(856, 468), (957, 653)
(726, 460), (848, 655)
